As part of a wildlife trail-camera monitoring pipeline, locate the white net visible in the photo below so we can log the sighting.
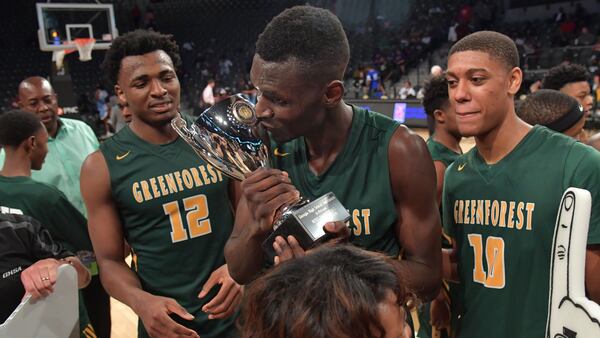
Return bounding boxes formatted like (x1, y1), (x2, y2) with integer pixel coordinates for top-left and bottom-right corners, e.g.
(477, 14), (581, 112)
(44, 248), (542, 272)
(74, 38), (95, 62)
(52, 50), (67, 70)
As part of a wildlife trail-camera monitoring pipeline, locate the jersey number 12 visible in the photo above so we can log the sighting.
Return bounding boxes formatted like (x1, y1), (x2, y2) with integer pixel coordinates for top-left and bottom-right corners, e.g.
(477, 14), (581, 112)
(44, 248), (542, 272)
(163, 194), (212, 243)
(467, 234), (505, 289)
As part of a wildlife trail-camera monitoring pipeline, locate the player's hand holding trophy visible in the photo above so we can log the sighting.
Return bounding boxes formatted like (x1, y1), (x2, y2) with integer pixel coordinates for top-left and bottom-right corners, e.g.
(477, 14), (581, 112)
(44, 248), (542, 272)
(171, 94), (350, 259)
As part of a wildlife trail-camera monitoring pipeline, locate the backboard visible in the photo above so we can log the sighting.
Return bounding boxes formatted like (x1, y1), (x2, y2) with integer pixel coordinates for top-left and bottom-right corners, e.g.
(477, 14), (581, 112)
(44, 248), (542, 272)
(36, 3), (118, 51)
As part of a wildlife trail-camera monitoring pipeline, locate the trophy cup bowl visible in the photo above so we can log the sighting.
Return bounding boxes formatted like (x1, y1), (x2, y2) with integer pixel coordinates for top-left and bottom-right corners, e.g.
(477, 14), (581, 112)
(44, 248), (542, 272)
(171, 94), (350, 260)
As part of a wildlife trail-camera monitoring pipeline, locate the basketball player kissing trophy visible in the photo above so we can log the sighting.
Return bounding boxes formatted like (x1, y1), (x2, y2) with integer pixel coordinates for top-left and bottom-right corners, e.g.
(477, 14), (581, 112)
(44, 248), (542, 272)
(171, 94), (350, 259)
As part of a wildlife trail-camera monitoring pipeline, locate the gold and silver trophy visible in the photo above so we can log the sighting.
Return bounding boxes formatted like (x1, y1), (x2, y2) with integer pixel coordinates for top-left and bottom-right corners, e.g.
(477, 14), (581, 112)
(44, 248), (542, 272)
(171, 94), (350, 259)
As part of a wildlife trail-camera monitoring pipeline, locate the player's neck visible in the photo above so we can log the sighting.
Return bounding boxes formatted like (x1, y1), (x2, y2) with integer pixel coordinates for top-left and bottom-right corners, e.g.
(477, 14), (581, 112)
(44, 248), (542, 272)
(0, 150), (32, 178)
(129, 119), (178, 145)
(475, 114), (531, 164)
(304, 103), (353, 175)
(433, 128), (462, 154)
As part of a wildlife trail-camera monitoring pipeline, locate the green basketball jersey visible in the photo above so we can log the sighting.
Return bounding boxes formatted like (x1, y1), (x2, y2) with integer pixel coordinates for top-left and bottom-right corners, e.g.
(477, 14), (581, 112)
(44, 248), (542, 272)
(99, 125), (236, 338)
(426, 138), (461, 168)
(0, 176), (93, 253)
(0, 175), (95, 337)
(443, 126), (600, 338)
(418, 138), (461, 338)
(272, 105), (400, 256)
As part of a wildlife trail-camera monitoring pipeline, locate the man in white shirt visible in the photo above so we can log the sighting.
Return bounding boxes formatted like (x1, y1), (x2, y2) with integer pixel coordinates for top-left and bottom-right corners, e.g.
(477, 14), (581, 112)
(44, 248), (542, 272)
(399, 80), (416, 99)
(201, 79), (216, 108)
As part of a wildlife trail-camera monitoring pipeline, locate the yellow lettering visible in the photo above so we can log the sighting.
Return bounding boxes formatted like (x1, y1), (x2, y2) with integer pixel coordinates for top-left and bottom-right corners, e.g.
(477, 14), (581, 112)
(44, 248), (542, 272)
(454, 200), (460, 224)
(199, 166), (210, 185)
(190, 167), (204, 187)
(163, 200), (188, 242)
(157, 176), (168, 196)
(499, 201), (507, 228)
(525, 203), (535, 230)
(132, 182), (144, 203)
(216, 169), (224, 182)
(470, 200), (477, 225)
(181, 169), (194, 189)
(165, 173), (179, 194)
(468, 234), (486, 284)
(476, 200), (484, 225)
(484, 200), (491, 225)
(149, 178), (161, 198)
(485, 236), (505, 288)
(184, 195), (212, 238)
(464, 200), (471, 224)
(507, 201), (516, 229)
(362, 209), (371, 235)
(206, 164), (218, 184)
(458, 200), (464, 224)
(140, 181), (153, 201)
(491, 200), (499, 226)
(515, 202), (525, 230)
(352, 209), (362, 236)
(173, 171), (185, 191)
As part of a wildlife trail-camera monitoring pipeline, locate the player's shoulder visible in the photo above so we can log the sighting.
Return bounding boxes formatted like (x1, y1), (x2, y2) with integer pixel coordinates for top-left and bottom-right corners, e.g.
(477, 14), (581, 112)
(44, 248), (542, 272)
(353, 105), (399, 134)
(4, 177), (67, 208)
(32, 180), (72, 203)
(14, 176), (62, 195)
(533, 125), (578, 149)
(533, 126), (600, 163)
(388, 123), (427, 154)
(98, 126), (132, 154)
(566, 140), (600, 169)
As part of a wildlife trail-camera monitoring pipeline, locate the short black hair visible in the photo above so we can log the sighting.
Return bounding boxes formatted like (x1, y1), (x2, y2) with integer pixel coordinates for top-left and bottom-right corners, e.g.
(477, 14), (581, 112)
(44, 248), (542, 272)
(102, 29), (181, 86)
(541, 64), (589, 90)
(449, 31), (519, 70)
(517, 89), (580, 127)
(255, 5), (350, 81)
(422, 75), (449, 116)
(0, 110), (43, 147)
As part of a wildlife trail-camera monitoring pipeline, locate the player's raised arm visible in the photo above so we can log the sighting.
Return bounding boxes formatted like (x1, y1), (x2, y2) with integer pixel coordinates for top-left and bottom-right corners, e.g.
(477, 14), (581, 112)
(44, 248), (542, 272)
(225, 168), (299, 284)
(389, 126), (442, 301)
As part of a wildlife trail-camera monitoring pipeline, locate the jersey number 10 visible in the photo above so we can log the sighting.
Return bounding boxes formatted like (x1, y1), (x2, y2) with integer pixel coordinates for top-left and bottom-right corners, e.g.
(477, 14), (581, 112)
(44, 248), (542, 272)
(467, 234), (505, 289)
(163, 194), (213, 243)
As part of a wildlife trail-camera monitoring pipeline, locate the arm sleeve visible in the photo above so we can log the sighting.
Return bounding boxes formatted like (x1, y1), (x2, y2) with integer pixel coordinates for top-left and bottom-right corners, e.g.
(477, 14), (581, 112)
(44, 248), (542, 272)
(565, 145), (600, 245)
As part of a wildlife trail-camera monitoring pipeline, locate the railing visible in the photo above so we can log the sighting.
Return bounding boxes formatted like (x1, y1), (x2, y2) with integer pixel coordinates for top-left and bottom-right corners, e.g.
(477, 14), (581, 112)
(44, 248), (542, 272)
(522, 45), (599, 76)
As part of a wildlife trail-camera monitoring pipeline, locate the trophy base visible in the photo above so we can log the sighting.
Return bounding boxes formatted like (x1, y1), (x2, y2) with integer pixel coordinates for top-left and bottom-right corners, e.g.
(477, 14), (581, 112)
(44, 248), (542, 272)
(261, 192), (350, 262)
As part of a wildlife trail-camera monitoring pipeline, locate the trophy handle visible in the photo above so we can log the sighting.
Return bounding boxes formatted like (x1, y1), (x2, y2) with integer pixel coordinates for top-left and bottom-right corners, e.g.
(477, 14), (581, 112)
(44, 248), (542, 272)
(171, 113), (195, 144)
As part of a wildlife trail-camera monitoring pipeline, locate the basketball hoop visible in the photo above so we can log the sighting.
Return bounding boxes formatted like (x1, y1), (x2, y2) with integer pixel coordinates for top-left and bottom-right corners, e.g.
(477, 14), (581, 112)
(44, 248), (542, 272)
(52, 42), (76, 70)
(74, 38), (95, 62)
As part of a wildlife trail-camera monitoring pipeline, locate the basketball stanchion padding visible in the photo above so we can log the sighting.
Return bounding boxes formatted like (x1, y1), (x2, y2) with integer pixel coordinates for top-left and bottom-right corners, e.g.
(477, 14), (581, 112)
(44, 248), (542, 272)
(0, 264), (79, 338)
(546, 188), (600, 338)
